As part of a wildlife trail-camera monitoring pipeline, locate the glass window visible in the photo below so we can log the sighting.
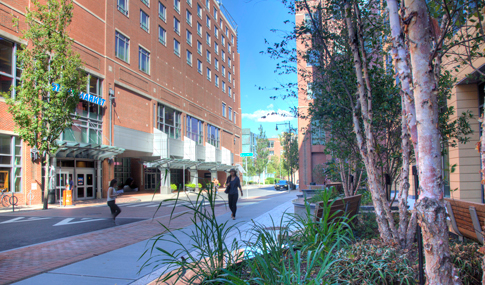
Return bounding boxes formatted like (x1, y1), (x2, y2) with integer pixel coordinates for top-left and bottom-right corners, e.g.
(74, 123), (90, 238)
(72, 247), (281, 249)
(197, 22), (202, 36)
(141, 0), (149, 7)
(197, 40), (202, 55)
(174, 39), (180, 56)
(174, 17), (180, 35)
(197, 3), (202, 18)
(0, 135), (22, 193)
(114, 158), (131, 187)
(206, 15), (211, 28)
(139, 47), (150, 74)
(197, 59), (202, 74)
(215, 58), (219, 71)
(221, 50), (225, 62)
(222, 81), (226, 93)
(186, 116), (204, 144)
(219, 18), (222, 27)
(186, 10), (192, 26)
(205, 0), (210, 9)
(174, 0), (180, 13)
(186, 30), (192, 46)
(214, 7), (218, 20)
(0, 39), (21, 98)
(159, 26), (166, 45)
(228, 72), (231, 83)
(222, 103), (226, 117)
(187, 0), (192, 6)
(215, 74), (219, 87)
(311, 119), (325, 145)
(231, 34), (234, 44)
(228, 107), (232, 120)
(140, 10), (149, 32)
(228, 44), (231, 54)
(222, 35), (225, 47)
(225, 26), (228, 36)
(159, 2), (166, 21)
(118, 0), (129, 16)
(206, 124), (220, 148)
(158, 104), (182, 139)
(214, 42), (218, 54)
(206, 32), (211, 46)
(228, 86), (232, 97)
(115, 32), (129, 62)
(221, 65), (225, 77)
(187, 50), (192, 66)
(233, 111), (236, 124)
(206, 50), (211, 64)
(207, 67), (211, 81)
(228, 57), (231, 68)
(214, 27), (219, 38)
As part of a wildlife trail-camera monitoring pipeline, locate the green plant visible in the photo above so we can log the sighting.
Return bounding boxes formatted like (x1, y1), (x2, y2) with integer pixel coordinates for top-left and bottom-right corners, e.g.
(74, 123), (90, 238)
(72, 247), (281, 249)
(170, 184), (177, 191)
(450, 242), (483, 284)
(140, 186), (244, 283)
(265, 177), (275, 184)
(356, 188), (373, 206)
(352, 212), (381, 240)
(307, 186), (340, 203)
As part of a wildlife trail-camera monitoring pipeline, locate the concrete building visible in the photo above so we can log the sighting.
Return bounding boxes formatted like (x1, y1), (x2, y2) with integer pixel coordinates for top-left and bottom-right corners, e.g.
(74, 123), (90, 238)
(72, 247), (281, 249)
(0, 0), (241, 205)
(241, 128), (257, 154)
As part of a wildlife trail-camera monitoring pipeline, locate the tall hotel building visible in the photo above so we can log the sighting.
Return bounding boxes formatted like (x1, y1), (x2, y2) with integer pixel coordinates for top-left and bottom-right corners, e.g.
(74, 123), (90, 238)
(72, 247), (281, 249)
(0, 0), (242, 204)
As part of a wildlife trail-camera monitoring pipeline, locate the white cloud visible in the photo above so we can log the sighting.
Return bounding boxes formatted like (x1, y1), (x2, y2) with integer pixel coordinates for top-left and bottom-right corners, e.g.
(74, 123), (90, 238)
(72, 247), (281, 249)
(266, 103), (274, 109)
(242, 109), (294, 122)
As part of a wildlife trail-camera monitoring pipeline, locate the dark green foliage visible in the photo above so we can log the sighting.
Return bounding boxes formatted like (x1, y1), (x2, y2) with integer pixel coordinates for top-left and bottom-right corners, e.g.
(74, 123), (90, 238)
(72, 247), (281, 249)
(307, 186), (340, 203)
(356, 188), (373, 206)
(449, 242), (483, 284)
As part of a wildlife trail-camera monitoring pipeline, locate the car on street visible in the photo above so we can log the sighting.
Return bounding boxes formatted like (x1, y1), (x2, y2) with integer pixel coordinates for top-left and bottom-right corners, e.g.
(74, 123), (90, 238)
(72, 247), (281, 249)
(274, 180), (289, 191)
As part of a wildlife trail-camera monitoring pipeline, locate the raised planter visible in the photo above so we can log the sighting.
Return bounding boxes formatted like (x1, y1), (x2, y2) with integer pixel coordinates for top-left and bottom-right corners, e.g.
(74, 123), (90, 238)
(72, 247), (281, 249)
(292, 198), (316, 218)
(301, 189), (321, 200)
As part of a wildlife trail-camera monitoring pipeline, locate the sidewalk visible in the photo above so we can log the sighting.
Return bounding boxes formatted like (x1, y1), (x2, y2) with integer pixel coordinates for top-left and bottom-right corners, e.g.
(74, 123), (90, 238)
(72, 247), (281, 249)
(9, 193), (295, 285)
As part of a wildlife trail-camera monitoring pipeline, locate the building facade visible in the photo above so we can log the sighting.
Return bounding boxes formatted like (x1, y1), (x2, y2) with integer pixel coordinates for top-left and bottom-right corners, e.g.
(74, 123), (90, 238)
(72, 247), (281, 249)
(0, 0), (242, 205)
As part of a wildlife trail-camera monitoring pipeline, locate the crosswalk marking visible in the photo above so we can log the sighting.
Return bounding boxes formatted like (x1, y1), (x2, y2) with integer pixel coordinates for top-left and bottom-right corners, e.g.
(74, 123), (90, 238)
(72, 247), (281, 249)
(125, 202), (156, 208)
(53, 218), (105, 226)
(0, 217), (51, 224)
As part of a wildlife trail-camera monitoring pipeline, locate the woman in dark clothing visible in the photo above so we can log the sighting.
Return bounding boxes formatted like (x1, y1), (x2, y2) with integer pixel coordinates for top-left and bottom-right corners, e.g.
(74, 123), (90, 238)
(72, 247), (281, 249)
(225, 169), (243, 220)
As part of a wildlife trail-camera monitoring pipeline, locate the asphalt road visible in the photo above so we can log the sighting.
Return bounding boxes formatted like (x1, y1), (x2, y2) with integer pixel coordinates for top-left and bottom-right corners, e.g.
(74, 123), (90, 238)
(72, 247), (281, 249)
(0, 186), (288, 252)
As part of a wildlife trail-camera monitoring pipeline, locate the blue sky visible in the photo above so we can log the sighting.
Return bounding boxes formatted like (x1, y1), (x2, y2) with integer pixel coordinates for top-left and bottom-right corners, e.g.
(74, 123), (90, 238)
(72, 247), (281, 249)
(221, 0), (298, 138)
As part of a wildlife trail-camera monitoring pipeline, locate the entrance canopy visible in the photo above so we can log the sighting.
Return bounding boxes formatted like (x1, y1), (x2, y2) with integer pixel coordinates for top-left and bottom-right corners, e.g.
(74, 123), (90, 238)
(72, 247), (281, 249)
(55, 140), (125, 160)
(143, 158), (234, 172)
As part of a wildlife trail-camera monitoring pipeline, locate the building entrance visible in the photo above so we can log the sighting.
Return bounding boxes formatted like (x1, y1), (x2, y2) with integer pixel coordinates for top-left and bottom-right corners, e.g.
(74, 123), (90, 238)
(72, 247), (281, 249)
(145, 168), (160, 191)
(76, 169), (95, 199)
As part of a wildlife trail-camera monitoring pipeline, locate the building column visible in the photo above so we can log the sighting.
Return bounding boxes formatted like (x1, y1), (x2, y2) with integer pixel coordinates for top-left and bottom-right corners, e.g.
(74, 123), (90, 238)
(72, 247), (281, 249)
(159, 167), (171, 194)
(190, 168), (198, 189)
(97, 160), (102, 199)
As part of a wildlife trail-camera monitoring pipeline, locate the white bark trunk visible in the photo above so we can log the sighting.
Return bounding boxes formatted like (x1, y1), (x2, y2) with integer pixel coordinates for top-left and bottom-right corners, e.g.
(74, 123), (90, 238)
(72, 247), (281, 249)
(405, 0), (459, 283)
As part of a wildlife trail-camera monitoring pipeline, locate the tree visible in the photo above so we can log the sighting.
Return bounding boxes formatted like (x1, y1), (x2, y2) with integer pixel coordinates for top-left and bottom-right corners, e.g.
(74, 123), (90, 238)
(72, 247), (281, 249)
(280, 131), (299, 184)
(254, 125), (270, 181)
(6, 0), (85, 209)
(267, 155), (279, 177)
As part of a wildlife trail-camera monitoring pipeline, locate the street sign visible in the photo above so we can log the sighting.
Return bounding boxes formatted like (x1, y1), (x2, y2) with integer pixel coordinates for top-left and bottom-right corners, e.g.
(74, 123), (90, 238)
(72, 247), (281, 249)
(240, 152), (253, 157)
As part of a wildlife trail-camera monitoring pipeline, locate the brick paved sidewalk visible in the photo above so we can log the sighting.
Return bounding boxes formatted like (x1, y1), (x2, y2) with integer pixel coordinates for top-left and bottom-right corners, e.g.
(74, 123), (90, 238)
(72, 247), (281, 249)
(0, 204), (231, 285)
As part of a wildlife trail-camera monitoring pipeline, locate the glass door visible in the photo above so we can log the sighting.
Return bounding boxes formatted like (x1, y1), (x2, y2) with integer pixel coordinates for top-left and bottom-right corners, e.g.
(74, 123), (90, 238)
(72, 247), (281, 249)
(55, 171), (71, 202)
(76, 170), (95, 200)
(145, 168), (160, 191)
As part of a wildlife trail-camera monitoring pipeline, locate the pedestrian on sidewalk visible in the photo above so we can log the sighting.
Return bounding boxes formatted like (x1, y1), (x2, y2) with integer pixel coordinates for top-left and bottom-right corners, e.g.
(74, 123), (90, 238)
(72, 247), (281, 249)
(212, 177), (219, 194)
(224, 169), (243, 220)
(107, 179), (122, 224)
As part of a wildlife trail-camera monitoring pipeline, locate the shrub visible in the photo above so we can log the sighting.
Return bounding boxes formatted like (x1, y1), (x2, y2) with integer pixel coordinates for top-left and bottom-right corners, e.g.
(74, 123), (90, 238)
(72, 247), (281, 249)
(307, 186), (340, 203)
(450, 242), (483, 284)
(356, 188), (373, 205)
(170, 184), (177, 191)
(265, 177), (275, 184)
(352, 212), (381, 240)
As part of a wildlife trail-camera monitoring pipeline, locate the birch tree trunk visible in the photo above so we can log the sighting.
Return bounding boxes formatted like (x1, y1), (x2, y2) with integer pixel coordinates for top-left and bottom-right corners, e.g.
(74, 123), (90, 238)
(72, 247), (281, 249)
(405, 0), (459, 283)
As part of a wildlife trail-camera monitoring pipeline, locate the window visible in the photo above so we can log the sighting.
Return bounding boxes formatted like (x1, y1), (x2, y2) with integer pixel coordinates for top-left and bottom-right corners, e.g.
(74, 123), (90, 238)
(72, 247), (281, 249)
(140, 10), (149, 32)
(214, 26), (219, 38)
(307, 82), (314, 100)
(206, 124), (220, 148)
(159, 2), (166, 21)
(0, 39), (21, 98)
(221, 35), (225, 47)
(231, 34), (234, 44)
(159, 26), (167, 45)
(215, 74), (219, 87)
(174, 39), (180, 56)
(197, 22), (202, 36)
(186, 50), (192, 66)
(221, 65), (225, 77)
(214, 7), (218, 20)
(206, 32), (211, 46)
(157, 104), (182, 139)
(186, 116), (204, 144)
(197, 40), (202, 55)
(228, 44), (231, 54)
(174, 0), (180, 13)
(197, 59), (202, 74)
(115, 31), (130, 62)
(207, 67), (211, 81)
(197, 3), (202, 18)
(187, 0), (192, 6)
(139, 47), (150, 74)
(118, 0), (129, 16)
(222, 103), (226, 117)
(311, 119), (325, 145)
(228, 107), (232, 120)
(219, 18), (222, 27)
(268, 141), (275, 148)
(186, 10), (192, 26)
(228, 57), (231, 68)
(0, 135), (22, 193)
(225, 26), (228, 36)
(221, 50), (225, 62)
(206, 50), (211, 63)
(186, 30), (192, 45)
(269, 151), (274, 156)
(228, 86), (232, 97)
(205, 0), (210, 9)
(233, 111), (236, 124)
(215, 58), (219, 71)
(141, 0), (149, 7)
(222, 81), (226, 92)
(114, 158), (131, 188)
(228, 72), (232, 83)
(174, 17), (180, 35)
(214, 42), (218, 54)
(206, 15), (211, 28)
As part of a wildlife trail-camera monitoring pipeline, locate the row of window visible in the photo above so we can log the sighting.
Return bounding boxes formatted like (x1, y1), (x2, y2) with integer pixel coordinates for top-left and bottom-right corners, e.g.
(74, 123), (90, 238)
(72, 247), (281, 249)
(222, 103), (236, 123)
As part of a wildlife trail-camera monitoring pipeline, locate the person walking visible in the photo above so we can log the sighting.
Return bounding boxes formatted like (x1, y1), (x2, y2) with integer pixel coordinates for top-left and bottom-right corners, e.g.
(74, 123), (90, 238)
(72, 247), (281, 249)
(212, 177), (219, 194)
(107, 179), (122, 225)
(224, 169), (243, 220)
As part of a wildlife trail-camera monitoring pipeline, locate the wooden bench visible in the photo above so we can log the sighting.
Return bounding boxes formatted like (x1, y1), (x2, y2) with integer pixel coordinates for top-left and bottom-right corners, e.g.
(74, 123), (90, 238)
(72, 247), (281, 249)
(444, 198), (485, 243)
(314, 195), (362, 223)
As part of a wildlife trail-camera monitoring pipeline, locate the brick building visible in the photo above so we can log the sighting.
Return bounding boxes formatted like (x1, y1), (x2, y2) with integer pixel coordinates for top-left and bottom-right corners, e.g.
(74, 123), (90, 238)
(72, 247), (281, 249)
(0, 0), (242, 205)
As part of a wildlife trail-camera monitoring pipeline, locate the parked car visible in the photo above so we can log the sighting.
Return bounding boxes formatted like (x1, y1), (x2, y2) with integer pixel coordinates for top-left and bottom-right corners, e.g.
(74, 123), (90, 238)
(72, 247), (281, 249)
(274, 180), (289, 191)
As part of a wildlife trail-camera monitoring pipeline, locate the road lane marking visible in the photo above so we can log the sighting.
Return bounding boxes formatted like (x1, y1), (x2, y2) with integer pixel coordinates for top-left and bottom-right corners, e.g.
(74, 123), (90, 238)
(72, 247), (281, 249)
(53, 218), (105, 226)
(125, 202), (157, 207)
(0, 217), (52, 224)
